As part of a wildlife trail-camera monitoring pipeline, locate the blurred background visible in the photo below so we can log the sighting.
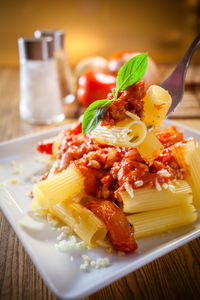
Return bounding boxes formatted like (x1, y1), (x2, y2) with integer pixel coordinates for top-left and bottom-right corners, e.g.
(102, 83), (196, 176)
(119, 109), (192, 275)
(0, 0), (199, 67)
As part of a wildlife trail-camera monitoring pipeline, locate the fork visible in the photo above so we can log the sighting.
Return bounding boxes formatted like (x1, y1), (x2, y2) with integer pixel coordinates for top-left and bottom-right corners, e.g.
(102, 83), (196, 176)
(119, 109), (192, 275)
(160, 32), (200, 116)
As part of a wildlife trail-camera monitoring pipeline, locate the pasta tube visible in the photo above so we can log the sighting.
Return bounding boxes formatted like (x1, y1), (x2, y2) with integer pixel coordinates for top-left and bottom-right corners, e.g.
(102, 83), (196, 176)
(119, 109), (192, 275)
(50, 201), (107, 247)
(91, 115), (147, 147)
(119, 180), (192, 213)
(198, 145), (200, 156)
(32, 198), (40, 211)
(33, 164), (84, 208)
(31, 198), (49, 216)
(171, 139), (200, 209)
(143, 85), (172, 130)
(128, 204), (197, 239)
(52, 140), (62, 157)
(136, 131), (164, 161)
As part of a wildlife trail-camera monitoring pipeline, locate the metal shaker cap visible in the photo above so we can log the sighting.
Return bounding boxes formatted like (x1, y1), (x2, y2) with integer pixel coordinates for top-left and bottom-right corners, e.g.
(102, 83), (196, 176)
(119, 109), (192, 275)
(34, 29), (65, 51)
(18, 37), (54, 61)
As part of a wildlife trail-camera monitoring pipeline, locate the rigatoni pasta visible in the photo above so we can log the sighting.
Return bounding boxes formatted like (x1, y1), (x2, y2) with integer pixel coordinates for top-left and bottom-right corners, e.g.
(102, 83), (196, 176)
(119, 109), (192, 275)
(33, 164), (84, 209)
(198, 146), (200, 156)
(171, 139), (200, 209)
(136, 131), (164, 161)
(128, 204), (197, 239)
(143, 85), (172, 130)
(50, 201), (107, 247)
(119, 180), (192, 213)
(91, 116), (147, 148)
(52, 139), (62, 157)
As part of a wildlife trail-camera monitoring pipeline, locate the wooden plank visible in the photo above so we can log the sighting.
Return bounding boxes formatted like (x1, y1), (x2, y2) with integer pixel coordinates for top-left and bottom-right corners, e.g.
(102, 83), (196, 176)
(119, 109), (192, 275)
(169, 90), (200, 118)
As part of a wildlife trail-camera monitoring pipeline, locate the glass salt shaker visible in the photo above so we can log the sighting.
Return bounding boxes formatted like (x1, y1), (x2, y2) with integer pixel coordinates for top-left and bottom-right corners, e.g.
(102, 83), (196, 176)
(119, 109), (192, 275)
(18, 37), (65, 124)
(34, 29), (79, 118)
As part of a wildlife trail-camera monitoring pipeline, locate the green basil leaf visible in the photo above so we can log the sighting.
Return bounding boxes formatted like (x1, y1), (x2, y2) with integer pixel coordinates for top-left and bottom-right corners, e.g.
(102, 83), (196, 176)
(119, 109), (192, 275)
(82, 99), (112, 134)
(116, 53), (148, 94)
(112, 89), (117, 100)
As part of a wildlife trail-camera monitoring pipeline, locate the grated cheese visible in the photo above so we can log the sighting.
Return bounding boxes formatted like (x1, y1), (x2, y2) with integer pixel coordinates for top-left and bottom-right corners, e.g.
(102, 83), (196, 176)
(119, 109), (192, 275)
(90, 257), (110, 269)
(82, 254), (90, 264)
(30, 176), (38, 183)
(47, 213), (60, 228)
(80, 254), (91, 271)
(13, 163), (23, 175)
(80, 263), (89, 271)
(157, 169), (171, 177)
(55, 235), (88, 251)
(57, 231), (69, 241)
(57, 225), (73, 236)
(117, 168), (123, 180)
(47, 215), (110, 271)
(124, 182), (134, 198)
(162, 183), (176, 192)
(79, 254), (110, 271)
(34, 155), (52, 166)
(134, 180), (143, 187)
(155, 179), (162, 191)
(167, 184), (176, 192)
(9, 178), (19, 184)
(162, 183), (169, 190)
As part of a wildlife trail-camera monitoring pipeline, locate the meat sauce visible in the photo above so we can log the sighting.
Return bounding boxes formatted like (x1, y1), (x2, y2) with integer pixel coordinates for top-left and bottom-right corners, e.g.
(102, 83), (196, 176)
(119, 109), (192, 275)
(155, 125), (183, 148)
(41, 124), (184, 201)
(102, 80), (145, 126)
(75, 148), (124, 199)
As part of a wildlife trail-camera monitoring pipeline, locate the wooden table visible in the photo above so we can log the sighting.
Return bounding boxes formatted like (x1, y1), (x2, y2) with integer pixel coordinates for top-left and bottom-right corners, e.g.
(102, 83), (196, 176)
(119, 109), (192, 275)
(0, 67), (200, 300)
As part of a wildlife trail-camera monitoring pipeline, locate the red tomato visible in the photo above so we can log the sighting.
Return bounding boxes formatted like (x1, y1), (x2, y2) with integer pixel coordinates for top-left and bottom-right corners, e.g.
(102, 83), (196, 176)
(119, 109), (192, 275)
(37, 142), (53, 155)
(67, 123), (82, 135)
(108, 51), (134, 74)
(76, 71), (116, 107)
(87, 200), (138, 252)
(108, 51), (159, 88)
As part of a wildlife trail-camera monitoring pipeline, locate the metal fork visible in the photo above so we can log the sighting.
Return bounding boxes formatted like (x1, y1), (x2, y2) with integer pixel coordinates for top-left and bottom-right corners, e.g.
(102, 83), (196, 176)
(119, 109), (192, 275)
(160, 32), (200, 116)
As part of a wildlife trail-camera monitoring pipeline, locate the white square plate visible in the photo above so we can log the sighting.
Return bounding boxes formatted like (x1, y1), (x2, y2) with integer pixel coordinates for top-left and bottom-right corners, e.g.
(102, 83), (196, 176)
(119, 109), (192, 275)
(0, 120), (200, 300)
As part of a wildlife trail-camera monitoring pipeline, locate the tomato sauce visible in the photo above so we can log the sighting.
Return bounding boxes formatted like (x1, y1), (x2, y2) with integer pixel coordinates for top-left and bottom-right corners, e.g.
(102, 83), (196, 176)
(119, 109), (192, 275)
(102, 81), (145, 126)
(75, 147), (124, 199)
(37, 142), (53, 155)
(155, 125), (183, 147)
(39, 124), (184, 200)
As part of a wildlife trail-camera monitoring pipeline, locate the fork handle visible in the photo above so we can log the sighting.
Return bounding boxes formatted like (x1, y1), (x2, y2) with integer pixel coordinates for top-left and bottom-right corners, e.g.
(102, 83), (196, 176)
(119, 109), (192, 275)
(161, 32), (200, 89)
(179, 32), (200, 70)
(160, 33), (200, 116)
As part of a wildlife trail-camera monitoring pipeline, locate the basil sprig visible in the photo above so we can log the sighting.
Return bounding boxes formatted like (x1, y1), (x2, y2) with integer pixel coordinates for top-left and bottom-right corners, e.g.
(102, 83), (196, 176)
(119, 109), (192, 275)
(116, 52), (148, 96)
(82, 53), (148, 134)
(82, 99), (112, 134)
